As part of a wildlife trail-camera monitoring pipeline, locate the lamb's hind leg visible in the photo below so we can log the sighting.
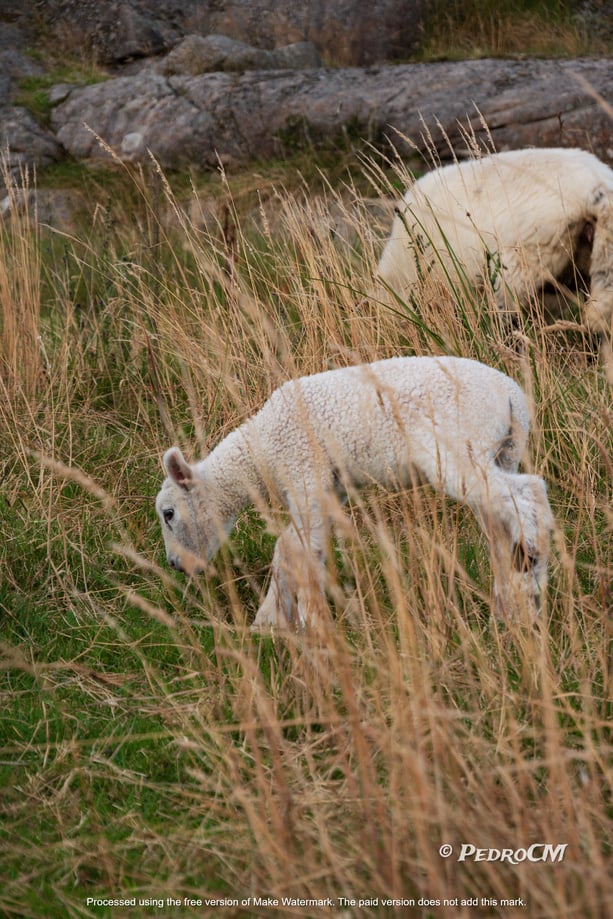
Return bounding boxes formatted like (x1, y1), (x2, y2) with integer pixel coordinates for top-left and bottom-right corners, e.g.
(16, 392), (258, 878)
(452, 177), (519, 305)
(477, 471), (553, 619)
(251, 512), (329, 631)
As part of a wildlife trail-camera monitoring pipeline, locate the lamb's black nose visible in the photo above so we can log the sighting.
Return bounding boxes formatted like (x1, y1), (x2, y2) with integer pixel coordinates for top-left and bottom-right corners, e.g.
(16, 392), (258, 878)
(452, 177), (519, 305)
(168, 556), (186, 574)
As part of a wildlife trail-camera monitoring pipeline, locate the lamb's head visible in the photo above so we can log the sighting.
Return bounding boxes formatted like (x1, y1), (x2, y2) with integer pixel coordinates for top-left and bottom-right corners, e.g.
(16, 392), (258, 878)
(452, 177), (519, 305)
(156, 447), (224, 575)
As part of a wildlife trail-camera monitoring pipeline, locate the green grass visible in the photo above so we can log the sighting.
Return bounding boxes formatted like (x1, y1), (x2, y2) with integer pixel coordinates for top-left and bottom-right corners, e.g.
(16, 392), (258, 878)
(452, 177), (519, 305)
(0, 149), (611, 918)
(15, 62), (109, 126)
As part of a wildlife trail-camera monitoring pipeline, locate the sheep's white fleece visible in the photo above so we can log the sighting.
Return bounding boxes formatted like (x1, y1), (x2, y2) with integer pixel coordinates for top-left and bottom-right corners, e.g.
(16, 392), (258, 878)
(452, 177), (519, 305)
(377, 147), (613, 332)
(156, 356), (553, 628)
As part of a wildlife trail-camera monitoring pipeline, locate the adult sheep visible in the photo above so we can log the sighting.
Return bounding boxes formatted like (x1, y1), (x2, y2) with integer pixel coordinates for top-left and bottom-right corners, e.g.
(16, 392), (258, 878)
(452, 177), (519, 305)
(156, 356), (553, 629)
(377, 147), (613, 334)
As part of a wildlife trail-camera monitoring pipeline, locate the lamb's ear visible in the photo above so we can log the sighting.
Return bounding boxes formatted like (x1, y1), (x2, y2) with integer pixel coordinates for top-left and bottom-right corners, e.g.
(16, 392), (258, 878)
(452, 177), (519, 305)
(163, 447), (194, 490)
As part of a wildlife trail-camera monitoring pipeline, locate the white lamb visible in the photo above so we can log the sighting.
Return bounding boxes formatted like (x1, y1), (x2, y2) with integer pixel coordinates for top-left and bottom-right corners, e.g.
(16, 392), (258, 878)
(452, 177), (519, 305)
(156, 356), (553, 628)
(377, 147), (613, 334)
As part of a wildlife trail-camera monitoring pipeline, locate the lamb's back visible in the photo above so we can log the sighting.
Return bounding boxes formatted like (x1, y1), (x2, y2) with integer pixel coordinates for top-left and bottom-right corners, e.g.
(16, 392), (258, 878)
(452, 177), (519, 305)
(249, 357), (526, 488)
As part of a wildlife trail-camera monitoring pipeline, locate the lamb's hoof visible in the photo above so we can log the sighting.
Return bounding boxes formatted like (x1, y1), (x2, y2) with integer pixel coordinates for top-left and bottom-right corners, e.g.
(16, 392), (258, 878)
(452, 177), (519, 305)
(250, 604), (288, 632)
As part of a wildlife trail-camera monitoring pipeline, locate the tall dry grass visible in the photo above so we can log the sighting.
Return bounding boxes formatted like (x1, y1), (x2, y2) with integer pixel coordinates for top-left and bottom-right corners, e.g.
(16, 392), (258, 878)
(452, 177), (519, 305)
(0, 164), (42, 399)
(0, 152), (611, 919)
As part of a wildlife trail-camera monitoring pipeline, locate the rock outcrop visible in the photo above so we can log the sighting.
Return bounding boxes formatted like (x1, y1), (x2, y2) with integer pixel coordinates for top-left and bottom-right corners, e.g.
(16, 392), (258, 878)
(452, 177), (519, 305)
(0, 106), (63, 174)
(161, 34), (321, 76)
(51, 58), (613, 171)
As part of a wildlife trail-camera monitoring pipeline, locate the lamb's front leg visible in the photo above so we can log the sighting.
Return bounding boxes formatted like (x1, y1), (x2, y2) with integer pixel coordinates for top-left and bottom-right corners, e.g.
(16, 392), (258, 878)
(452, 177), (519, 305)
(251, 525), (299, 629)
(251, 516), (329, 631)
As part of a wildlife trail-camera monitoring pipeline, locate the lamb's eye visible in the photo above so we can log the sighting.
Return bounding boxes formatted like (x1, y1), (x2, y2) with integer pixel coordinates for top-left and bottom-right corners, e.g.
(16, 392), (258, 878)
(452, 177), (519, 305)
(163, 508), (175, 527)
